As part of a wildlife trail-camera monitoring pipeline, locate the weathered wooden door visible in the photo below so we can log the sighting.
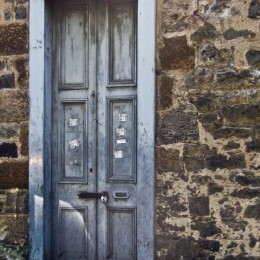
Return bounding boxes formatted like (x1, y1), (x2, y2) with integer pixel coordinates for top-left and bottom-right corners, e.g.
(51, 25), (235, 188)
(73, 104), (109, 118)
(51, 0), (153, 259)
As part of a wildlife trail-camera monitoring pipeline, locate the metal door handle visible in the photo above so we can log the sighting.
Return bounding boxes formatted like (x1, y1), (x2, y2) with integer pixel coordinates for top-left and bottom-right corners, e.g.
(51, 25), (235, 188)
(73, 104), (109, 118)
(77, 191), (109, 203)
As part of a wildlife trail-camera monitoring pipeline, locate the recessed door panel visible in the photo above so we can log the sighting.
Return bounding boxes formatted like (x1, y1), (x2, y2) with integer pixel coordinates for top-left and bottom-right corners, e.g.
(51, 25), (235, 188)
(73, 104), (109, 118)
(60, 101), (87, 182)
(59, 207), (88, 259)
(60, 7), (88, 88)
(108, 3), (136, 86)
(107, 97), (136, 182)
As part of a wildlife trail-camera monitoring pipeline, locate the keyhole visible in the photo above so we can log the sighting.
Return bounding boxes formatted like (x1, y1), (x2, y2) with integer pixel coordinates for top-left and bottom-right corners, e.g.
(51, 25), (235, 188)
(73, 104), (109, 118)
(89, 168), (93, 173)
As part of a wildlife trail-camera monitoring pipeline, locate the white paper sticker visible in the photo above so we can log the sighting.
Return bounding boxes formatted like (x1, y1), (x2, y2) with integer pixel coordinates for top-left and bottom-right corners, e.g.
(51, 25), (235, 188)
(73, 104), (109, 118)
(116, 128), (126, 136)
(118, 114), (128, 122)
(69, 119), (79, 126)
(116, 139), (126, 144)
(114, 150), (123, 158)
(69, 139), (79, 149)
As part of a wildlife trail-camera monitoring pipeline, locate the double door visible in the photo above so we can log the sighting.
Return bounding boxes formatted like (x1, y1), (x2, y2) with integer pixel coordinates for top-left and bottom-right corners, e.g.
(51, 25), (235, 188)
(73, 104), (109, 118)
(51, 0), (153, 259)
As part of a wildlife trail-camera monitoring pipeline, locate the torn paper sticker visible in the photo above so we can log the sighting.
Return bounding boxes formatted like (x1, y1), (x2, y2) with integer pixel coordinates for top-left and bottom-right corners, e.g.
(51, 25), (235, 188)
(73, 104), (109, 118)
(118, 114), (128, 122)
(116, 128), (126, 136)
(114, 150), (123, 158)
(116, 139), (126, 144)
(69, 119), (79, 127)
(69, 139), (79, 149)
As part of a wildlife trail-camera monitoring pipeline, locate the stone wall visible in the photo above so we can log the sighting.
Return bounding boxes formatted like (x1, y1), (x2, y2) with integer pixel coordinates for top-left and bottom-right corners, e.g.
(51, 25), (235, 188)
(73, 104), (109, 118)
(0, 0), (29, 258)
(156, 0), (260, 259)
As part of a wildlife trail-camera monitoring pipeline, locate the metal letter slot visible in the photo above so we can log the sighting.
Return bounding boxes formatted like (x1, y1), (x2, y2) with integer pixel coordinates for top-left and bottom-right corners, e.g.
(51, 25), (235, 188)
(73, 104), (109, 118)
(77, 191), (109, 204)
(113, 191), (130, 200)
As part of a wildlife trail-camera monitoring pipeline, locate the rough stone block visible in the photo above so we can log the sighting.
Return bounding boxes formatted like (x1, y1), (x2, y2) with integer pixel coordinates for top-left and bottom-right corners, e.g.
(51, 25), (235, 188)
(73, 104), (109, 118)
(0, 23), (28, 55)
(221, 104), (260, 127)
(156, 147), (184, 173)
(15, 6), (27, 20)
(0, 74), (15, 89)
(0, 214), (28, 245)
(157, 110), (199, 144)
(189, 196), (209, 216)
(0, 90), (28, 123)
(246, 50), (260, 66)
(223, 28), (256, 40)
(157, 76), (173, 111)
(244, 203), (260, 219)
(1, 190), (28, 214)
(231, 188), (260, 199)
(0, 143), (18, 158)
(248, 0), (260, 18)
(0, 125), (18, 139)
(191, 219), (222, 238)
(190, 22), (220, 44)
(205, 154), (246, 171)
(19, 123), (28, 156)
(0, 160), (28, 189)
(158, 36), (195, 70)
(15, 57), (28, 88)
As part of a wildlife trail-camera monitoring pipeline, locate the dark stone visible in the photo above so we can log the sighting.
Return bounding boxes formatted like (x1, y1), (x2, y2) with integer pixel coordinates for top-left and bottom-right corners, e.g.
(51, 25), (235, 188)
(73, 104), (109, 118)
(223, 28), (256, 40)
(249, 234), (257, 248)
(159, 36), (195, 70)
(0, 143), (18, 158)
(19, 123), (28, 156)
(0, 90), (28, 122)
(186, 67), (214, 89)
(213, 127), (253, 139)
(245, 50), (260, 66)
(224, 141), (240, 150)
(190, 22), (220, 43)
(0, 74), (15, 89)
(244, 204), (260, 219)
(199, 44), (235, 66)
(172, 21), (188, 32)
(0, 23), (28, 55)
(191, 175), (212, 184)
(227, 241), (238, 248)
(0, 160), (28, 189)
(4, 9), (11, 20)
(231, 188), (260, 199)
(248, 0), (260, 18)
(232, 174), (260, 187)
(15, 57), (28, 88)
(157, 76), (173, 110)
(208, 183), (224, 195)
(214, 70), (250, 83)
(184, 144), (215, 172)
(157, 110), (199, 145)
(0, 125), (17, 139)
(198, 240), (220, 252)
(224, 256), (235, 260)
(15, 6), (27, 20)
(189, 196), (209, 216)
(191, 221), (222, 238)
(205, 154), (246, 171)
(16, 0), (28, 3)
(220, 205), (236, 219)
(246, 140), (260, 152)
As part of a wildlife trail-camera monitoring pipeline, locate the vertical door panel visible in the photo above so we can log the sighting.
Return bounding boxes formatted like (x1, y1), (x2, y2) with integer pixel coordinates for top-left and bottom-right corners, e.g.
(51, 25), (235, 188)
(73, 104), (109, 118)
(107, 97), (136, 182)
(60, 8), (88, 88)
(59, 207), (88, 259)
(60, 101), (87, 182)
(107, 207), (137, 259)
(108, 2), (136, 86)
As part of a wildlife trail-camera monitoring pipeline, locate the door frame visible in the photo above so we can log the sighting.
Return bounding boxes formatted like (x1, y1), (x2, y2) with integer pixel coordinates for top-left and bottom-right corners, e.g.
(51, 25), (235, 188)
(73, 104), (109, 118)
(29, 0), (156, 258)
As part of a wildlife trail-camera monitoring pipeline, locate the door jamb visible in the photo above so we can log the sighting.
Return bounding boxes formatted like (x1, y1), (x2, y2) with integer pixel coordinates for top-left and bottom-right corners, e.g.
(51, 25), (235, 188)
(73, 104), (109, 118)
(29, 0), (156, 258)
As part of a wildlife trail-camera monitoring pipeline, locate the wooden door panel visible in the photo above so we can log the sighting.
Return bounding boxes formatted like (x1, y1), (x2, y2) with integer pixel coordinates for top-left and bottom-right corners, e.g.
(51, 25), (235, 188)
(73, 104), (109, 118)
(108, 2), (136, 86)
(59, 101), (87, 182)
(107, 97), (136, 182)
(60, 7), (89, 88)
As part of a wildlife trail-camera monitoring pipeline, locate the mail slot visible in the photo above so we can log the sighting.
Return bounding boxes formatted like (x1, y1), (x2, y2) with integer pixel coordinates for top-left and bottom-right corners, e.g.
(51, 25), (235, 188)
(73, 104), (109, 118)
(113, 191), (130, 199)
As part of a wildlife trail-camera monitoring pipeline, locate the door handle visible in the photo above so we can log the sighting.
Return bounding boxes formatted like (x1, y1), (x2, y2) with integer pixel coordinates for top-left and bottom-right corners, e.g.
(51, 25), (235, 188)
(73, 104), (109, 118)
(77, 191), (109, 203)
